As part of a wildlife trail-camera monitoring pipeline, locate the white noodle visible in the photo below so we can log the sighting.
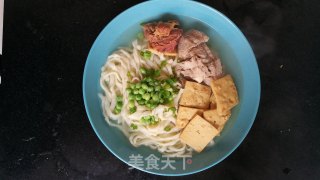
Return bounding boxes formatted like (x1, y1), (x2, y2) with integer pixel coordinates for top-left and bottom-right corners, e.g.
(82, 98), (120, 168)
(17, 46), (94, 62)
(99, 39), (193, 156)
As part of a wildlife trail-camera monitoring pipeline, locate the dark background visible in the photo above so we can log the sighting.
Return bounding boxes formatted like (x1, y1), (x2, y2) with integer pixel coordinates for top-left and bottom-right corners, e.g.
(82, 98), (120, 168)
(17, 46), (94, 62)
(1, 0), (320, 179)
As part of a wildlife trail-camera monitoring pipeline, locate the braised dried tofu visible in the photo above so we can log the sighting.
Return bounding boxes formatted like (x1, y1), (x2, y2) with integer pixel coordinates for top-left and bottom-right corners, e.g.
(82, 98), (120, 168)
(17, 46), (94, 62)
(180, 115), (219, 152)
(176, 106), (204, 128)
(179, 81), (211, 109)
(203, 109), (231, 133)
(209, 93), (217, 109)
(210, 75), (239, 116)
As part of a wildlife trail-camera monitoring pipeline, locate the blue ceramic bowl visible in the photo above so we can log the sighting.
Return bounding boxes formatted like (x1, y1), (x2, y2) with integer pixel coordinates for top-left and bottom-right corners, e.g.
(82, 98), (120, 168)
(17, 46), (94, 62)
(83, 0), (260, 176)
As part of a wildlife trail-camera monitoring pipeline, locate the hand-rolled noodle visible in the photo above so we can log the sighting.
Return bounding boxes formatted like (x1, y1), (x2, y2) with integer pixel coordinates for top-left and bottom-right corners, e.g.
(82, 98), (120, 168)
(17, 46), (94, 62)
(99, 39), (192, 156)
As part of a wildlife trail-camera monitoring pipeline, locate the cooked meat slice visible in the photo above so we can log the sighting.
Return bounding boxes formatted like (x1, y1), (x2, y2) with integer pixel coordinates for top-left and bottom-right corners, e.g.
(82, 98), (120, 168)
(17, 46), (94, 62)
(177, 36), (195, 59)
(181, 68), (206, 83)
(154, 20), (179, 37)
(176, 57), (223, 85)
(149, 28), (182, 53)
(209, 58), (223, 78)
(201, 43), (215, 62)
(178, 30), (209, 59)
(176, 58), (206, 83)
(188, 44), (207, 59)
(184, 30), (209, 44)
(143, 23), (156, 40)
(142, 20), (182, 54)
(187, 43), (215, 63)
(177, 29), (223, 85)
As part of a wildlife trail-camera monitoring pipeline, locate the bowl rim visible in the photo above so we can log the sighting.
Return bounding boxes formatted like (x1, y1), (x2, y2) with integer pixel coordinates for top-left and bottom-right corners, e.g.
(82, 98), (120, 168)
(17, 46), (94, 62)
(83, 0), (260, 176)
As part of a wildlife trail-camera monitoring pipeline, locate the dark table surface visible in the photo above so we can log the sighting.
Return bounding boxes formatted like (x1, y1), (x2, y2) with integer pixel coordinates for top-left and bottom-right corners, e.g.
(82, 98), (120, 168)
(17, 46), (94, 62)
(1, 0), (320, 179)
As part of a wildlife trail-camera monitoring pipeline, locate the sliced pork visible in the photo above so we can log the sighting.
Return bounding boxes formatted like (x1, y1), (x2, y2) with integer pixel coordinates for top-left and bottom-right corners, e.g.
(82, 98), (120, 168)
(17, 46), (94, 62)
(176, 29), (223, 85)
(176, 57), (222, 84)
(178, 30), (209, 59)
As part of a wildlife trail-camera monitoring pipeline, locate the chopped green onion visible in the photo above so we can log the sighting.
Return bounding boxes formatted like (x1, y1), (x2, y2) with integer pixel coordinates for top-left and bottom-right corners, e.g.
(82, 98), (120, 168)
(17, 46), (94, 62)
(140, 115), (159, 125)
(155, 85), (161, 91)
(114, 96), (123, 113)
(154, 70), (161, 77)
(126, 88), (132, 94)
(114, 108), (121, 114)
(142, 93), (151, 101)
(166, 78), (175, 86)
(135, 94), (142, 100)
(137, 100), (145, 105)
(129, 106), (137, 114)
(152, 94), (159, 101)
(144, 51), (152, 59)
(135, 83), (141, 89)
(153, 118), (159, 125)
(145, 103), (151, 108)
(127, 71), (132, 78)
(140, 50), (152, 60)
(167, 88), (173, 92)
(148, 81), (154, 86)
(129, 93), (135, 100)
(145, 77), (152, 82)
(167, 99), (175, 107)
(164, 91), (171, 98)
(141, 83), (148, 90)
(160, 60), (167, 69)
(116, 96), (122, 102)
(116, 102), (123, 110)
(147, 87), (154, 92)
(150, 104), (157, 109)
(139, 67), (147, 75)
(138, 88), (145, 95)
(133, 89), (139, 95)
(164, 125), (172, 132)
(130, 123), (138, 130)
(146, 69), (154, 76)
(129, 100), (135, 108)
(168, 107), (176, 114)
(164, 84), (171, 90)
(172, 88), (179, 94)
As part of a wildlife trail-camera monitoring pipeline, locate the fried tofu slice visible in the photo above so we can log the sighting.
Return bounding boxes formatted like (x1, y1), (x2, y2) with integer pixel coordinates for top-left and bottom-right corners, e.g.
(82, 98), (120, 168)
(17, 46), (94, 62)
(180, 115), (219, 152)
(176, 106), (204, 128)
(179, 81), (211, 109)
(210, 75), (239, 116)
(203, 109), (231, 133)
